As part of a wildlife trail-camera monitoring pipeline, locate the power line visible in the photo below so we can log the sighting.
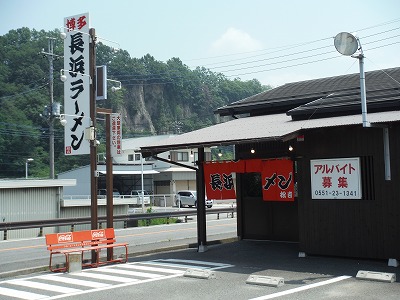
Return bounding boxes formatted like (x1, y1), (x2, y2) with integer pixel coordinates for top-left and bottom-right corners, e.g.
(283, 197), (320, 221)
(181, 18), (400, 64)
(105, 26), (399, 84)
(0, 83), (48, 100)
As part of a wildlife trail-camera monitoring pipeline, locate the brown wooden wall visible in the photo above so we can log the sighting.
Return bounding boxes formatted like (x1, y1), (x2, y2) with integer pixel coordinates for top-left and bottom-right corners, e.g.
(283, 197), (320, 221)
(296, 124), (400, 260)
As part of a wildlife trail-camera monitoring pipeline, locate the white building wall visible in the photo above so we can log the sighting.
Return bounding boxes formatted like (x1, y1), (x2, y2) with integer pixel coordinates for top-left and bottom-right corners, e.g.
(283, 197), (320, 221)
(58, 166), (91, 196)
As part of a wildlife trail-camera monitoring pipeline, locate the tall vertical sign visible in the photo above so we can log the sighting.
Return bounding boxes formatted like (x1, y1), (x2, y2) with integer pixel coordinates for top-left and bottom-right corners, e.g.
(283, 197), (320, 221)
(63, 13), (91, 155)
(110, 113), (122, 157)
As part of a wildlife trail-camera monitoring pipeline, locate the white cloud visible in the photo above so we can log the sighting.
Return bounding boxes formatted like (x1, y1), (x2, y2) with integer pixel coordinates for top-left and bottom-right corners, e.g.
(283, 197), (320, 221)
(209, 27), (263, 56)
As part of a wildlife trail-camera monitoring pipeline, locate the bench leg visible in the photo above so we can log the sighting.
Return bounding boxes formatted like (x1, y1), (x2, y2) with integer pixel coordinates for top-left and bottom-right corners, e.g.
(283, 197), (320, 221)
(49, 252), (68, 273)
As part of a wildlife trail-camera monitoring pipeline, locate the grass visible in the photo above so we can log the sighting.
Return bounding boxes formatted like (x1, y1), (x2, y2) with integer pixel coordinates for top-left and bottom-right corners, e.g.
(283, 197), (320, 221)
(138, 207), (181, 227)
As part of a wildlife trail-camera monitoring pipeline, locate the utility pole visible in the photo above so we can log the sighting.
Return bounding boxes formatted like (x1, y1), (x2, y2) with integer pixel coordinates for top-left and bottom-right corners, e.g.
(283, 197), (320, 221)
(89, 28), (99, 264)
(41, 38), (62, 179)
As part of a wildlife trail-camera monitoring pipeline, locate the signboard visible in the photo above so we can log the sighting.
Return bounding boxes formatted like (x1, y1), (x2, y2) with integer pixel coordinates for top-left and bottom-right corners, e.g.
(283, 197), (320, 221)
(203, 162), (237, 200)
(310, 157), (361, 199)
(261, 159), (294, 202)
(203, 159), (295, 201)
(110, 113), (122, 156)
(63, 13), (91, 155)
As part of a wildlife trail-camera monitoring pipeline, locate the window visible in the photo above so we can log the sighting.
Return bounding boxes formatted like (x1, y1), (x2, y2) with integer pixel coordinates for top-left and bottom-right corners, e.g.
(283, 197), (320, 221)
(135, 153), (141, 161)
(128, 154), (134, 161)
(177, 152), (189, 161)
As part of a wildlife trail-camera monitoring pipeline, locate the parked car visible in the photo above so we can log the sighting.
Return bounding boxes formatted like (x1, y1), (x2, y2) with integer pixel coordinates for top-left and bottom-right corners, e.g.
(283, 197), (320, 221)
(175, 190), (213, 208)
(129, 190), (151, 205)
(97, 189), (120, 198)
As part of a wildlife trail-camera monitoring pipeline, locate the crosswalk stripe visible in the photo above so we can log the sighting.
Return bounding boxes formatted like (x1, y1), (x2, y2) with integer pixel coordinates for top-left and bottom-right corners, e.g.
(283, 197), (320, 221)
(162, 259), (233, 268)
(7, 280), (82, 294)
(70, 271), (139, 283)
(118, 264), (185, 274)
(0, 258), (235, 300)
(0, 287), (45, 300)
(38, 274), (112, 288)
(143, 260), (210, 269)
(94, 268), (164, 278)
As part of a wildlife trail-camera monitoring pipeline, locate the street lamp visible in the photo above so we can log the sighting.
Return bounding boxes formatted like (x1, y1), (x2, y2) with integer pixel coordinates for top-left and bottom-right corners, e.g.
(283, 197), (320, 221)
(334, 32), (370, 128)
(25, 158), (34, 179)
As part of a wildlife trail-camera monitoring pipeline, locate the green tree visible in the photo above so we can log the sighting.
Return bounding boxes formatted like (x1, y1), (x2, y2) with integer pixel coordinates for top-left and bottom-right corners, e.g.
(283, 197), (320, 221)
(0, 27), (266, 178)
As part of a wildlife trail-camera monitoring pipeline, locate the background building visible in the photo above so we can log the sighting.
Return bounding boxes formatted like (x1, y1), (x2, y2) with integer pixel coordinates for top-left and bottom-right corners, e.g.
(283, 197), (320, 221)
(59, 135), (211, 206)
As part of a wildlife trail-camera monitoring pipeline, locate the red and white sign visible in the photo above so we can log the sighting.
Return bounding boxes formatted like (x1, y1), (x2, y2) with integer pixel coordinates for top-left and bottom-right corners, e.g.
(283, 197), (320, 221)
(57, 232), (73, 243)
(203, 159), (294, 201)
(261, 159), (294, 202)
(63, 13), (91, 155)
(203, 162), (237, 200)
(310, 157), (361, 199)
(111, 113), (122, 156)
(91, 229), (105, 240)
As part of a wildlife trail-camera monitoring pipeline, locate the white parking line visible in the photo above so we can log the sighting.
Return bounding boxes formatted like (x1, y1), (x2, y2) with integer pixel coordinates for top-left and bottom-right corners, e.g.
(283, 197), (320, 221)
(0, 259), (235, 300)
(71, 271), (138, 283)
(118, 264), (185, 274)
(8, 279), (82, 294)
(143, 260), (210, 270)
(249, 275), (352, 300)
(38, 274), (112, 288)
(161, 259), (233, 269)
(95, 267), (164, 278)
(0, 287), (45, 300)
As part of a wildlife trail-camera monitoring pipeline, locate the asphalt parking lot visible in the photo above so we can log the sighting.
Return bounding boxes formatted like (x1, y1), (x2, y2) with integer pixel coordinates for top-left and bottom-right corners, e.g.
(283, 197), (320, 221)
(1, 238), (399, 300)
(122, 240), (400, 300)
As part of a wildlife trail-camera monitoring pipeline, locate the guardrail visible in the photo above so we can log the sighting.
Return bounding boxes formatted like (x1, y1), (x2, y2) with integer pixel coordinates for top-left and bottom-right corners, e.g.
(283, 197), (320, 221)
(0, 207), (236, 240)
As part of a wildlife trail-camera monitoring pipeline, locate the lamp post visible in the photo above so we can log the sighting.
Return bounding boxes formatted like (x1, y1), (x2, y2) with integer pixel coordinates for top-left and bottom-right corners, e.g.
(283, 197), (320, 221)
(25, 158), (34, 179)
(334, 32), (370, 128)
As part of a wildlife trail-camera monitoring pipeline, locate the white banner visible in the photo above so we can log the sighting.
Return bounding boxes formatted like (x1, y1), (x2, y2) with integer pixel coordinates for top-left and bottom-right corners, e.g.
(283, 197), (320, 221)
(110, 113), (122, 156)
(63, 13), (91, 155)
(310, 157), (362, 199)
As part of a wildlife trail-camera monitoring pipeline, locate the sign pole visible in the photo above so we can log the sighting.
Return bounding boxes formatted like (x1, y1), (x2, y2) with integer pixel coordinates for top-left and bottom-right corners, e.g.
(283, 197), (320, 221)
(89, 28), (98, 264)
(97, 108), (114, 261)
(106, 113), (113, 260)
(196, 147), (207, 252)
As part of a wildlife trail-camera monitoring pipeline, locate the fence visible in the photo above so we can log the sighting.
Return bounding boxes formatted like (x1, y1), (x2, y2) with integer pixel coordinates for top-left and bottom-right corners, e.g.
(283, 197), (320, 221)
(0, 207), (236, 240)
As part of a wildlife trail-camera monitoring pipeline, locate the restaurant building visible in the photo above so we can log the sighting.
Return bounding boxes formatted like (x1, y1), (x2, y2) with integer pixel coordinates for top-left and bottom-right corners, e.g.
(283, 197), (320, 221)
(140, 67), (400, 266)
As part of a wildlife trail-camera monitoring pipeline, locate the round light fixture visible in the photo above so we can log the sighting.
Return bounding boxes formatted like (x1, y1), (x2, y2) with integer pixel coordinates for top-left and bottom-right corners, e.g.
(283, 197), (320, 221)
(334, 32), (358, 56)
(60, 118), (67, 126)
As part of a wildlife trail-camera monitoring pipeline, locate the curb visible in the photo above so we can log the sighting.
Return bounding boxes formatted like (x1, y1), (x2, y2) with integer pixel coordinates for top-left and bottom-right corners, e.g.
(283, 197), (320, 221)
(0, 237), (238, 279)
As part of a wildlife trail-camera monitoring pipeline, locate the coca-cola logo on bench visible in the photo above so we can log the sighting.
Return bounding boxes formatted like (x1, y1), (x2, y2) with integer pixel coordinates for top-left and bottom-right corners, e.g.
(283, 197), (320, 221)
(57, 232), (73, 243)
(91, 229), (105, 239)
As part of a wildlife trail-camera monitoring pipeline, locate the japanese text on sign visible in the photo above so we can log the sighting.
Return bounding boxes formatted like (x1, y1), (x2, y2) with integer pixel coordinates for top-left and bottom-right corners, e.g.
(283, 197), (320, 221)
(63, 13), (91, 155)
(261, 159), (294, 202)
(310, 157), (361, 199)
(203, 162), (237, 200)
(110, 113), (122, 156)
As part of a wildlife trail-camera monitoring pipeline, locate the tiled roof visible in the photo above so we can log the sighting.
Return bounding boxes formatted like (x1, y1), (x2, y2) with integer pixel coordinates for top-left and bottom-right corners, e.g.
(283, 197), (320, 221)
(140, 67), (400, 155)
(215, 67), (400, 119)
(141, 110), (400, 156)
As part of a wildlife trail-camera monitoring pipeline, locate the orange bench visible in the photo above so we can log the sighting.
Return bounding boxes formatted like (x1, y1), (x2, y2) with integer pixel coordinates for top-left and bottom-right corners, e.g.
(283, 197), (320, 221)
(45, 228), (128, 272)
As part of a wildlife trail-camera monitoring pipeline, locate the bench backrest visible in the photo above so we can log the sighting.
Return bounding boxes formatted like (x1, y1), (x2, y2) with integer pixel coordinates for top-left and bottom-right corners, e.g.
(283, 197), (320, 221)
(46, 228), (115, 250)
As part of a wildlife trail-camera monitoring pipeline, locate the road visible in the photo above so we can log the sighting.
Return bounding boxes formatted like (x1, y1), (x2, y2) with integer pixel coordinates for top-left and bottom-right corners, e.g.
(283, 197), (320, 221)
(0, 208), (237, 277)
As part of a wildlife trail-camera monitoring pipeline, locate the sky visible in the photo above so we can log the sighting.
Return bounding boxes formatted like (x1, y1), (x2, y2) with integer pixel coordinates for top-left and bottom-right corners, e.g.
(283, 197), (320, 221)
(1, 0), (400, 87)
